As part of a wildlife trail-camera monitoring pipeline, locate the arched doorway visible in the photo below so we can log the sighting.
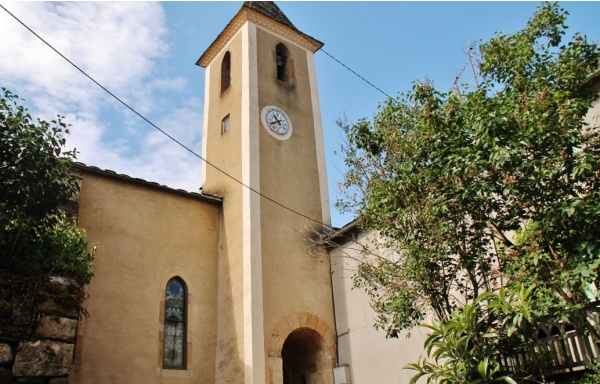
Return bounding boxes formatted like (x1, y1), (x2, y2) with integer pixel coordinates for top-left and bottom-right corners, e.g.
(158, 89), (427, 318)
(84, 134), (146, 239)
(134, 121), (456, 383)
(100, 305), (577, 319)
(267, 312), (335, 384)
(282, 328), (327, 384)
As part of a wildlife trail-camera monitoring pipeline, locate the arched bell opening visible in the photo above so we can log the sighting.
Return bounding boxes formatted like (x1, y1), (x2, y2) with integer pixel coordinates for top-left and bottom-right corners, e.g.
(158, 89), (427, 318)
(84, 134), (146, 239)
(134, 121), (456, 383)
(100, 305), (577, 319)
(274, 42), (295, 88)
(282, 327), (328, 384)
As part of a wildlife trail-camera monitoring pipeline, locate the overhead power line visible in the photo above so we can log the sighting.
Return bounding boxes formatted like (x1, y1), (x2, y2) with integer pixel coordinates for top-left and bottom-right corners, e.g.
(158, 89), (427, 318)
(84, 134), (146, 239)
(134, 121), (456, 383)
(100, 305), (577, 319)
(257, 3), (391, 99)
(0, 3), (332, 229)
(319, 48), (391, 99)
(0, 3), (374, 230)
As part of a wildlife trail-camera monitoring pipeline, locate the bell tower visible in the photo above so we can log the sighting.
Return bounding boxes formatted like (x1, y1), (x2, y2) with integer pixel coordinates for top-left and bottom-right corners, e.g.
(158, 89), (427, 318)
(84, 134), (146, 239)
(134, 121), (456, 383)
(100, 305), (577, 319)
(197, 2), (335, 384)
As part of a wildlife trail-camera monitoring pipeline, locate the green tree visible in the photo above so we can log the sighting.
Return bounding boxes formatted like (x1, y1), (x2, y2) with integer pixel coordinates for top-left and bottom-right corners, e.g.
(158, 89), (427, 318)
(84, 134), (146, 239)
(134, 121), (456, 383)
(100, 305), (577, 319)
(338, 0), (599, 348)
(0, 87), (94, 285)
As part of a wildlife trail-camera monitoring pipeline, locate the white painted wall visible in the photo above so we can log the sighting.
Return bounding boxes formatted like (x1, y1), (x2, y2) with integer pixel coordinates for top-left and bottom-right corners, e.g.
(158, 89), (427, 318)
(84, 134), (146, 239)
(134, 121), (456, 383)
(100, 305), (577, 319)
(330, 230), (428, 384)
(585, 76), (600, 130)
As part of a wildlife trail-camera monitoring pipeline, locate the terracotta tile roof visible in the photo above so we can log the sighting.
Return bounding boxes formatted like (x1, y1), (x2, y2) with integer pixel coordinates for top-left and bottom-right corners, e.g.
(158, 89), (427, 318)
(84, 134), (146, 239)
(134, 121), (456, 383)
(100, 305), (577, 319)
(72, 162), (222, 205)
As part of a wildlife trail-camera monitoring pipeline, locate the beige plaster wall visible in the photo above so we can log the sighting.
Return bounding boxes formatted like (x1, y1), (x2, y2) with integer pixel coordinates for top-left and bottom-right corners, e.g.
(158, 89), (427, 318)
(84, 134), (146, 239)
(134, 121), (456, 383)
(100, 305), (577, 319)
(203, 31), (244, 195)
(331, 231), (428, 384)
(202, 29), (248, 383)
(200, 16), (334, 382)
(255, 25), (335, 374)
(70, 171), (220, 384)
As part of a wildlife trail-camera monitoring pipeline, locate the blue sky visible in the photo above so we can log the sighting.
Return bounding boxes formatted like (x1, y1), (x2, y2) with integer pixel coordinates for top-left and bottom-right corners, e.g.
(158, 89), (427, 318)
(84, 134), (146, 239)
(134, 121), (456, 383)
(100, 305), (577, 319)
(1, 1), (599, 228)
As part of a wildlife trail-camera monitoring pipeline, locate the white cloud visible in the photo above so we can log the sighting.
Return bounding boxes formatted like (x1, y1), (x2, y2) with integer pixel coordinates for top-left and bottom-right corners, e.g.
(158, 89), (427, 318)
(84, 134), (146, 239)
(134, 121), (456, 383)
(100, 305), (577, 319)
(0, 2), (168, 101)
(0, 1), (203, 192)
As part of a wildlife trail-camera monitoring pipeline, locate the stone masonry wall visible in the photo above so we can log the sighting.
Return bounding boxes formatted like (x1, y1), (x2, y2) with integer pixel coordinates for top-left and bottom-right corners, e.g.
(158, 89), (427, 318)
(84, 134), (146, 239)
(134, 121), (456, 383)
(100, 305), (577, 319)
(0, 277), (79, 384)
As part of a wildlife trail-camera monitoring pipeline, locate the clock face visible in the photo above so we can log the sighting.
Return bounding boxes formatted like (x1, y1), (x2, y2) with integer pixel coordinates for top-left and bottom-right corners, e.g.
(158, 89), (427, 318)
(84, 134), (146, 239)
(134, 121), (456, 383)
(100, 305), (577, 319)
(262, 106), (292, 140)
(266, 109), (289, 135)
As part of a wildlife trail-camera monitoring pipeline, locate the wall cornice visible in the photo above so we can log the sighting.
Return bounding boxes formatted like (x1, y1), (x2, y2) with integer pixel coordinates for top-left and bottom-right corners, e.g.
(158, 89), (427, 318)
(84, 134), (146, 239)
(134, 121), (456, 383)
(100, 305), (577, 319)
(197, 7), (323, 68)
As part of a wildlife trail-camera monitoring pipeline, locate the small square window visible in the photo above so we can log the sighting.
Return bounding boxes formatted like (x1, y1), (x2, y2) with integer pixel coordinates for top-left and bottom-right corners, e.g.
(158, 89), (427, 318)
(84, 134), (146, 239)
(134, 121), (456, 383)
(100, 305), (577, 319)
(221, 114), (230, 134)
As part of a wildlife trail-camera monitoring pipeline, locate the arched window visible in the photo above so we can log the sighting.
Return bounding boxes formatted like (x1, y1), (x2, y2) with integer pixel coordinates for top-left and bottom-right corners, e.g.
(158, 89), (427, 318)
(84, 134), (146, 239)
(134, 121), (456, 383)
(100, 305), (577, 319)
(276, 43), (289, 83)
(221, 51), (231, 94)
(163, 277), (187, 369)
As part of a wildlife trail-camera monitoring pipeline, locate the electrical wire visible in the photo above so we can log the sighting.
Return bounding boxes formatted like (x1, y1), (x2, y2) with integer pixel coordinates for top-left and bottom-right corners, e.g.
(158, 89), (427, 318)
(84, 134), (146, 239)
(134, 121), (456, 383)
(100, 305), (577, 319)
(0, 3), (373, 231)
(319, 49), (391, 99)
(257, 3), (391, 98)
(0, 3), (334, 229)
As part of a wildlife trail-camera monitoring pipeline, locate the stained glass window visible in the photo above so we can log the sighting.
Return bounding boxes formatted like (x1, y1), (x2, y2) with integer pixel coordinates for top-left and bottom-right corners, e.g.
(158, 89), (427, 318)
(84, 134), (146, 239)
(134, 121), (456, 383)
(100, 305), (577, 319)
(163, 278), (186, 369)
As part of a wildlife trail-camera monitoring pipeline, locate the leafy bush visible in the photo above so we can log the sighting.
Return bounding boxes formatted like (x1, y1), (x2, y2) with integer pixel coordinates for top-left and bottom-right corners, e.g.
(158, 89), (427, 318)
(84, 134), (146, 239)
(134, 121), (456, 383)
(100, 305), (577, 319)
(0, 87), (95, 285)
(579, 365), (600, 384)
(405, 286), (543, 384)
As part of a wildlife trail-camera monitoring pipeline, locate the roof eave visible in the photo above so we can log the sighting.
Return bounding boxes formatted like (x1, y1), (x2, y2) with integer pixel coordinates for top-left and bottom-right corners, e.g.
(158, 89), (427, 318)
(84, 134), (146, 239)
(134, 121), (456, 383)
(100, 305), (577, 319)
(196, 6), (323, 68)
(72, 162), (223, 205)
(585, 68), (600, 86)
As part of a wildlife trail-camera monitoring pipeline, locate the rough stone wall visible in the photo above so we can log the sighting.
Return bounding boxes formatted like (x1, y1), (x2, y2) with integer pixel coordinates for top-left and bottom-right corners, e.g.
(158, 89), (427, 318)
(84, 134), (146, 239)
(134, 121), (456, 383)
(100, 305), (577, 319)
(0, 279), (79, 384)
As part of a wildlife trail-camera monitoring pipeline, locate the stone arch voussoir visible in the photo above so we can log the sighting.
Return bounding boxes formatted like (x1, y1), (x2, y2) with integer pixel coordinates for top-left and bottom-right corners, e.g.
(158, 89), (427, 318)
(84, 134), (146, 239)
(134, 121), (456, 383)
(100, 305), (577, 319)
(268, 312), (335, 360)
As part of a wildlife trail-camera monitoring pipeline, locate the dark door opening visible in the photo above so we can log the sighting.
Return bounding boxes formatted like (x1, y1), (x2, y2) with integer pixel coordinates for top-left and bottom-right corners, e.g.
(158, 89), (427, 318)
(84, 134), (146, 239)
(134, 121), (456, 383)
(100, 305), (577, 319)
(282, 328), (326, 384)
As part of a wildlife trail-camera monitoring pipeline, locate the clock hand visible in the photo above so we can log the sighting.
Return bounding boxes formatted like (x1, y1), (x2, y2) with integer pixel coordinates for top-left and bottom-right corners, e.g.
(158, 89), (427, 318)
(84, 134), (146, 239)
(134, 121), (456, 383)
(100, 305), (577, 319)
(268, 114), (280, 125)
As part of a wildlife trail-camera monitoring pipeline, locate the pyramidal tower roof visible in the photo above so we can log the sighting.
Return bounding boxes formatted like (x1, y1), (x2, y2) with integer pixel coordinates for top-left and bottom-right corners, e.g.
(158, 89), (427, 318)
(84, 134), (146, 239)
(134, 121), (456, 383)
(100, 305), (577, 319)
(243, 1), (296, 30)
(197, 1), (323, 68)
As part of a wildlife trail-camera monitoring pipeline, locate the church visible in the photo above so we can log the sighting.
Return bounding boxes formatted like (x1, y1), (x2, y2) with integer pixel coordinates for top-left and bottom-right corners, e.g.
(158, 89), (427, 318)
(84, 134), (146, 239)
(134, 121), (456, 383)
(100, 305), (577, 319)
(58, 1), (600, 383)
(67, 2), (426, 384)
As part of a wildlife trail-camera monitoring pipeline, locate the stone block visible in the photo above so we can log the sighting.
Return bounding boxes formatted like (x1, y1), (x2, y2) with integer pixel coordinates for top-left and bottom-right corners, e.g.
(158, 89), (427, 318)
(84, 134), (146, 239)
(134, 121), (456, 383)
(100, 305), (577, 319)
(298, 312), (308, 327)
(0, 304), (37, 337)
(0, 343), (13, 364)
(268, 334), (285, 356)
(36, 298), (77, 319)
(36, 297), (60, 314)
(268, 356), (283, 384)
(12, 340), (74, 377)
(35, 315), (77, 342)
(285, 314), (301, 331)
(314, 318), (330, 337)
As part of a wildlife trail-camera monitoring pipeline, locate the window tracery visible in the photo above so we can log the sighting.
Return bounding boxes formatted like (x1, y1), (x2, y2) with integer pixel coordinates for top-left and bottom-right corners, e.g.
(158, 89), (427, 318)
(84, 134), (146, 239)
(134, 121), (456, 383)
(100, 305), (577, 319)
(163, 277), (186, 369)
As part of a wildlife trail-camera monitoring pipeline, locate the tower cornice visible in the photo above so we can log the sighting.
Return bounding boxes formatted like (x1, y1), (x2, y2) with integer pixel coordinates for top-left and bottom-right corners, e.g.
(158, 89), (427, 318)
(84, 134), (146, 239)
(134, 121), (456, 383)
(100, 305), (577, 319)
(196, 4), (323, 68)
